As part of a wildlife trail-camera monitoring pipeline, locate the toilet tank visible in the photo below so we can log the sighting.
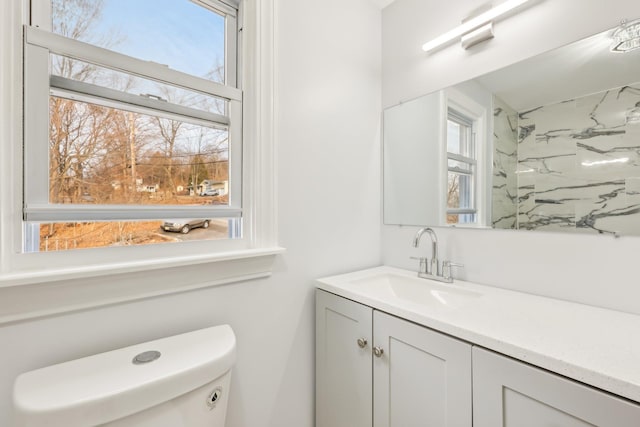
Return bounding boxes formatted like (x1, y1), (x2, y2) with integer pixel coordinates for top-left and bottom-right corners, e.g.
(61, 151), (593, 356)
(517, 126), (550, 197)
(13, 325), (236, 427)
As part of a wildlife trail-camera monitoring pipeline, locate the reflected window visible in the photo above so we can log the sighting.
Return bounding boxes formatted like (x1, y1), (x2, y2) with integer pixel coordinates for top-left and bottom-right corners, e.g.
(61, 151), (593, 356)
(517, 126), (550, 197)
(446, 109), (477, 224)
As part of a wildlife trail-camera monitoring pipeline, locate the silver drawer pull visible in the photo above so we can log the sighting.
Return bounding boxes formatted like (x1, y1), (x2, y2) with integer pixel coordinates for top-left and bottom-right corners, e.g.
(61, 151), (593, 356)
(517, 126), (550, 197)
(357, 338), (368, 348)
(373, 346), (384, 357)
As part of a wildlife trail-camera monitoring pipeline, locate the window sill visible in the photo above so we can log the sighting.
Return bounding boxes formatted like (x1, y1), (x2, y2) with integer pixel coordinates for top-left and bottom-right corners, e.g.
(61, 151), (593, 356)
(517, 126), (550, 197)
(0, 246), (285, 325)
(446, 224), (492, 230)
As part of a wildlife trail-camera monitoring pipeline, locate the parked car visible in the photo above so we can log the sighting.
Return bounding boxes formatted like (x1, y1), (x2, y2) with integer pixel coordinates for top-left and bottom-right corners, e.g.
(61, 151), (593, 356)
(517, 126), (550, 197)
(200, 189), (220, 196)
(161, 219), (210, 234)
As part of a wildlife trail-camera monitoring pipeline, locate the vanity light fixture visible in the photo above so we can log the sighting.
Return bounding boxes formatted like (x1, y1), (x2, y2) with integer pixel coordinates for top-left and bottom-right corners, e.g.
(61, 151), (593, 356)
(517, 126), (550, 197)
(460, 23), (495, 50)
(422, 0), (532, 53)
(610, 19), (640, 53)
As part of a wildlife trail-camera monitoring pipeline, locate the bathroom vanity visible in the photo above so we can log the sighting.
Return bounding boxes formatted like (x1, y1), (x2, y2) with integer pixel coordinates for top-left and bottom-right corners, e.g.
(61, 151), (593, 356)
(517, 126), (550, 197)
(316, 267), (640, 427)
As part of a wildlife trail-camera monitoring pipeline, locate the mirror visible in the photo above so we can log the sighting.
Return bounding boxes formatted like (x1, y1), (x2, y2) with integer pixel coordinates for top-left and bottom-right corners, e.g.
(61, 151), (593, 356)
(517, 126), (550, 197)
(384, 23), (640, 236)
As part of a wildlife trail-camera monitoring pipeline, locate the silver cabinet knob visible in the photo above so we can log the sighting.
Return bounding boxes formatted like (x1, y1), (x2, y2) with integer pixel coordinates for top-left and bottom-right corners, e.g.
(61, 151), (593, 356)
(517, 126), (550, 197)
(357, 338), (368, 348)
(373, 346), (384, 357)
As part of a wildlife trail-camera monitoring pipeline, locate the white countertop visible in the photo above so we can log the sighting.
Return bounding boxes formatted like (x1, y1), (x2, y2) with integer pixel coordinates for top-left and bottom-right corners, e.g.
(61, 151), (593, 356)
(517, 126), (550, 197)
(316, 266), (640, 403)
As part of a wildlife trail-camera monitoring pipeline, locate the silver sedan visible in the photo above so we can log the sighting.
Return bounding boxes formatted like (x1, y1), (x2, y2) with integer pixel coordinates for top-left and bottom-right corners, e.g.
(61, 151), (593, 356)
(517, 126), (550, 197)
(161, 219), (210, 234)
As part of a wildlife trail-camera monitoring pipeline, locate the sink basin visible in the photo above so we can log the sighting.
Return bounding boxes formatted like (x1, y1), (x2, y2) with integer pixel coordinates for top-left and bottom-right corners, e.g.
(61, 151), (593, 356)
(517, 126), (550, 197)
(351, 273), (481, 310)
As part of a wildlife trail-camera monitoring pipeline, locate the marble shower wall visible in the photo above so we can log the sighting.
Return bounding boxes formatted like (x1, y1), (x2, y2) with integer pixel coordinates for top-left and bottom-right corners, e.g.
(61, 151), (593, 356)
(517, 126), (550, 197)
(515, 84), (640, 235)
(492, 96), (519, 229)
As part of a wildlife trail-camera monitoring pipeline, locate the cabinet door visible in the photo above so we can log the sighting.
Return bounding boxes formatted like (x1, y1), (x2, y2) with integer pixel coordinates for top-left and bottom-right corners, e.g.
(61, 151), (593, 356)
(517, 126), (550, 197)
(373, 311), (472, 427)
(473, 347), (640, 427)
(316, 290), (373, 427)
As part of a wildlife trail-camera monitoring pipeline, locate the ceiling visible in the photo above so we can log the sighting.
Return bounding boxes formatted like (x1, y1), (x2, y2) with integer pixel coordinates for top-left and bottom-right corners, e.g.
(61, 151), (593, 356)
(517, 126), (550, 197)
(475, 27), (640, 111)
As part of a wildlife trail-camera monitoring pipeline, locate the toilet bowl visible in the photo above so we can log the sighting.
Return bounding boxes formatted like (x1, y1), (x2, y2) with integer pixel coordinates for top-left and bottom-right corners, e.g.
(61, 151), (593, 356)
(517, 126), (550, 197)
(13, 325), (236, 427)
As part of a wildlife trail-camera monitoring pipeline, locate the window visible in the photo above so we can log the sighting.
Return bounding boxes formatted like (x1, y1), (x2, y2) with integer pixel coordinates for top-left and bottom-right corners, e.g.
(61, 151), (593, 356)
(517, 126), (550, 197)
(24, 0), (242, 252)
(446, 109), (478, 224)
(0, 0), (278, 321)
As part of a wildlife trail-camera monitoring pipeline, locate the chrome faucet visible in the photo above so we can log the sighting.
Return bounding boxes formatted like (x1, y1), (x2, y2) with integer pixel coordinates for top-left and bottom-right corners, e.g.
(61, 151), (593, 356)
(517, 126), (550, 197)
(412, 227), (440, 275)
(411, 227), (463, 283)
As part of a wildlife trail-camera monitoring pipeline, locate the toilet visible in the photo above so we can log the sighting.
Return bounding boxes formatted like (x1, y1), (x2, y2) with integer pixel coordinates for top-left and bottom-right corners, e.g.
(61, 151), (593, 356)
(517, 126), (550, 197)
(12, 325), (236, 427)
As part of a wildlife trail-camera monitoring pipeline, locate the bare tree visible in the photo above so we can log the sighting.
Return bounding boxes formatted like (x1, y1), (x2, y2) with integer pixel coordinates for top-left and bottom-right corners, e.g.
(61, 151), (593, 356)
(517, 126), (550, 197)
(154, 118), (182, 200)
(48, 0), (121, 204)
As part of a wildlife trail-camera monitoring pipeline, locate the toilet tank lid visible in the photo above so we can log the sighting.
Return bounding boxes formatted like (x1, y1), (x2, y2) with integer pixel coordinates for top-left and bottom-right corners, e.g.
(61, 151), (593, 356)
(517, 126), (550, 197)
(13, 324), (236, 426)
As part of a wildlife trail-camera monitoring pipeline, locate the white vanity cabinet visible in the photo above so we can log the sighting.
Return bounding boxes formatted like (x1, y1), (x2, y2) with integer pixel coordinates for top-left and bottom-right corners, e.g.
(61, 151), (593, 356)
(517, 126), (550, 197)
(317, 266), (640, 426)
(472, 347), (640, 427)
(317, 287), (640, 427)
(316, 289), (372, 427)
(373, 310), (472, 427)
(316, 289), (472, 427)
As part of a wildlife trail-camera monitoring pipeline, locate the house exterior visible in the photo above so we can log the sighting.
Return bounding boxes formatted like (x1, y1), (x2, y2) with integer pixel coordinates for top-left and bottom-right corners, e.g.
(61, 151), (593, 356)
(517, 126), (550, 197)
(198, 179), (228, 196)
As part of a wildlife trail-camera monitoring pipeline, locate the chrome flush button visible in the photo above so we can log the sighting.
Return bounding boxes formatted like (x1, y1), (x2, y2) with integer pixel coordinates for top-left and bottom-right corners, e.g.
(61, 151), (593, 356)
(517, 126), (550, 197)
(132, 350), (161, 365)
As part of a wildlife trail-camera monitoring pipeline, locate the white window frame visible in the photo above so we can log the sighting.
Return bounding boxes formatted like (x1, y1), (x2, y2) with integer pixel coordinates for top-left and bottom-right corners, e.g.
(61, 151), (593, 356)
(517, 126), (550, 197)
(443, 88), (490, 228)
(446, 109), (478, 222)
(25, 0), (241, 221)
(23, 25), (244, 223)
(0, 0), (281, 323)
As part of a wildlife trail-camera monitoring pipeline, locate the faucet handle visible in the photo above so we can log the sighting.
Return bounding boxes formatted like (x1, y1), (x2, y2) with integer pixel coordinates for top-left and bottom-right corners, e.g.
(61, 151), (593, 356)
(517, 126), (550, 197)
(442, 260), (464, 281)
(410, 256), (429, 275)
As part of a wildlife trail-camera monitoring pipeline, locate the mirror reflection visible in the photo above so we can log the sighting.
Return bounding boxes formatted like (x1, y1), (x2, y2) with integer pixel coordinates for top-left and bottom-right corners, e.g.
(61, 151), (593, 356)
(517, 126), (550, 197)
(384, 22), (640, 236)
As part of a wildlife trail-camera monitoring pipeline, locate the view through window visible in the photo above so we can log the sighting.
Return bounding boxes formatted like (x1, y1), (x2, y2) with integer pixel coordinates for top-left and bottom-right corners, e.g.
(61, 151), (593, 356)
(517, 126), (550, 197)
(24, 0), (242, 252)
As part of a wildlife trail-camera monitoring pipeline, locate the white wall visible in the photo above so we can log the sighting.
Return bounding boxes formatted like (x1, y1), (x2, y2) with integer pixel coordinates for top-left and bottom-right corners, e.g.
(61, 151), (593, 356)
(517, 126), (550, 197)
(382, 0), (640, 315)
(0, 0), (382, 425)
